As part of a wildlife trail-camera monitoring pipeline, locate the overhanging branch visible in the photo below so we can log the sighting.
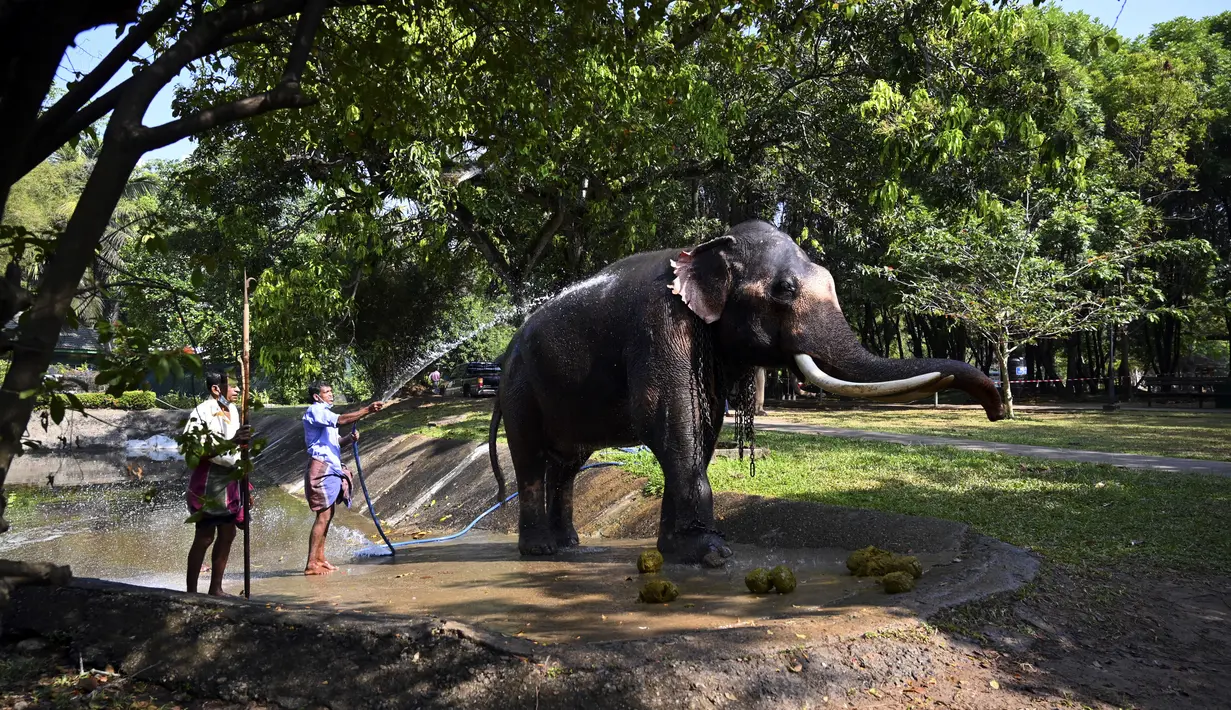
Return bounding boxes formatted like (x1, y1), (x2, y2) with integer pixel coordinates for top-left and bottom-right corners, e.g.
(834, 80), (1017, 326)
(32, 0), (184, 143)
(135, 83), (314, 150)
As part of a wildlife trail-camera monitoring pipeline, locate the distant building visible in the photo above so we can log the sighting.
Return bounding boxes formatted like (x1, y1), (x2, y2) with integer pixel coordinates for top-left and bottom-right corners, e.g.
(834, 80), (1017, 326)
(2, 320), (102, 367)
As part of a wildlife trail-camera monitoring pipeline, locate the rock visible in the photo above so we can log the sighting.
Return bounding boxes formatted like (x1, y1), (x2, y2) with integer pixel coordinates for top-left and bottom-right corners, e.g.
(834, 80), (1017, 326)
(637, 550), (664, 574)
(13, 700), (31, 710)
(745, 568), (772, 594)
(701, 550), (727, 568)
(769, 565), (797, 594)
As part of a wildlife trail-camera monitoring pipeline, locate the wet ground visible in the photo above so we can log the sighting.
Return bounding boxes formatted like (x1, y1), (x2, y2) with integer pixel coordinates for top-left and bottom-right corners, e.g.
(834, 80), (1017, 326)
(1, 484), (371, 592)
(256, 536), (953, 643)
(3, 480), (957, 645)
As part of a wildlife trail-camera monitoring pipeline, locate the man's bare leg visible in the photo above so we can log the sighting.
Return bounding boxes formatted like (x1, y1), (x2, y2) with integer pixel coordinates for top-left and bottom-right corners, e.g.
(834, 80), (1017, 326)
(305, 504), (335, 575)
(208, 522), (237, 596)
(187, 525), (216, 593)
(319, 505), (338, 569)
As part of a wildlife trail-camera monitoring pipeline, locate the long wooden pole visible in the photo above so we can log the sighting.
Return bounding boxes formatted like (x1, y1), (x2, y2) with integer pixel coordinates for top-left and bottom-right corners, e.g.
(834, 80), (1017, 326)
(240, 271), (253, 599)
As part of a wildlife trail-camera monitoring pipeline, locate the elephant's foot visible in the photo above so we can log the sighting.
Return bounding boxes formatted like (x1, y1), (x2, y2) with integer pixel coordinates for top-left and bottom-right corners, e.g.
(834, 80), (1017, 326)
(553, 525), (580, 549)
(518, 529), (558, 556)
(658, 524), (733, 567)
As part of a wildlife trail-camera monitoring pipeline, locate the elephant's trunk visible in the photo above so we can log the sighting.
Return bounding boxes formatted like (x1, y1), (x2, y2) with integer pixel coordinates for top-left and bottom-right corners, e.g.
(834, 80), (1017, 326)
(801, 305), (1003, 421)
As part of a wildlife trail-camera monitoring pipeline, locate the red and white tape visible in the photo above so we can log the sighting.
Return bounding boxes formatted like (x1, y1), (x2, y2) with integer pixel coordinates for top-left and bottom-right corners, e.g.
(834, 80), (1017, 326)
(1001, 377), (1104, 384)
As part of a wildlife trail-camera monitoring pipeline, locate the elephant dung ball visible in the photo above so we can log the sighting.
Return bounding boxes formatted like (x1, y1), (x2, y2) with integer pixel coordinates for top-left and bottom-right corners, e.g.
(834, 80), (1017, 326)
(846, 546), (892, 576)
(768, 565), (797, 594)
(639, 579), (679, 603)
(882, 554), (923, 579)
(881, 571), (916, 594)
(637, 549), (664, 574)
(745, 568), (772, 594)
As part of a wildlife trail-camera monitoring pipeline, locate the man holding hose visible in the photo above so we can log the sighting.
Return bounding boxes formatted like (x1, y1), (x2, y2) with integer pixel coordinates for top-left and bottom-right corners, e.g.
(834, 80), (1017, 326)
(302, 382), (385, 575)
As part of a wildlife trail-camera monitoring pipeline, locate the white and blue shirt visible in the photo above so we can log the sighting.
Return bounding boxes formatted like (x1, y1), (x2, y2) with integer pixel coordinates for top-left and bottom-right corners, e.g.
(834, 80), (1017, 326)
(303, 401), (343, 473)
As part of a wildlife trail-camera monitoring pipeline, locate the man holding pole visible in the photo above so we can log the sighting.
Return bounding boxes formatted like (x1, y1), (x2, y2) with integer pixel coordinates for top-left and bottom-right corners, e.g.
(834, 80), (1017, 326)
(302, 382), (385, 574)
(184, 371), (252, 596)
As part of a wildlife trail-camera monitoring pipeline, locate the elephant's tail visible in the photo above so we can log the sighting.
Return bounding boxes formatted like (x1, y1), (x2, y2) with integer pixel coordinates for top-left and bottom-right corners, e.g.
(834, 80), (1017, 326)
(489, 397), (507, 502)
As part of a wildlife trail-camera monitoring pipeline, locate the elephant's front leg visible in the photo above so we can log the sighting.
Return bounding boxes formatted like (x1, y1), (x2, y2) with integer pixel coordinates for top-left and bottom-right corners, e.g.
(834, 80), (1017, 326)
(648, 397), (732, 566)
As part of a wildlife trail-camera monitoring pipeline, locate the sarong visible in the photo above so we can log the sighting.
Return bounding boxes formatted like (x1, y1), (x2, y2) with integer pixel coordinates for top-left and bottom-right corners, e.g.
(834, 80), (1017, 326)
(305, 458), (353, 512)
(187, 461), (251, 527)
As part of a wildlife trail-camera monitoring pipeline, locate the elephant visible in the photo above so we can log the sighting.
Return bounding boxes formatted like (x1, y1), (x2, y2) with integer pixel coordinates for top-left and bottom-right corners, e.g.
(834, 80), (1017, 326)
(488, 219), (1002, 565)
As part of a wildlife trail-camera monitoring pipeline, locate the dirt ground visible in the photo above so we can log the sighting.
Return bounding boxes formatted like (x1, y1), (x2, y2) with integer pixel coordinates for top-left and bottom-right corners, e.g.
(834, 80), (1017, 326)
(3, 561), (1228, 709)
(936, 562), (1231, 709)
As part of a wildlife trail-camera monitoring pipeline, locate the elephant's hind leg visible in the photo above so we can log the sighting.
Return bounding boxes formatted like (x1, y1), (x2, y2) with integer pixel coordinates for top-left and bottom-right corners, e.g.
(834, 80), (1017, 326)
(512, 448), (555, 556)
(547, 451), (590, 549)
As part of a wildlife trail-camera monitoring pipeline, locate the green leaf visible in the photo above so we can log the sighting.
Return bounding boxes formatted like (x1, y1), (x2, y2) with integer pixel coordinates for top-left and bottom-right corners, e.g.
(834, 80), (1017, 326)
(50, 395), (65, 425)
(1104, 35), (1119, 53)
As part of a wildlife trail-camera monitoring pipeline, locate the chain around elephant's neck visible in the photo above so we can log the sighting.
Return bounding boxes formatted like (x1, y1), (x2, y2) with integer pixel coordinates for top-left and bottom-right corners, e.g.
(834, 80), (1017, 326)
(690, 318), (756, 478)
(691, 317), (719, 471)
(735, 370), (757, 478)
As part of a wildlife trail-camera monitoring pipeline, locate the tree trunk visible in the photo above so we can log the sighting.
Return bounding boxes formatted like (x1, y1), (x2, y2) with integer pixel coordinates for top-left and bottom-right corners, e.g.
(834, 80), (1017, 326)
(0, 0), (139, 217)
(1041, 340), (1060, 395)
(905, 315), (925, 358)
(1066, 333), (1083, 398)
(998, 334), (1014, 420)
(861, 301), (877, 354)
(953, 323), (968, 364)
(753, 367), (765, 414)
(0, 143), (140, 533)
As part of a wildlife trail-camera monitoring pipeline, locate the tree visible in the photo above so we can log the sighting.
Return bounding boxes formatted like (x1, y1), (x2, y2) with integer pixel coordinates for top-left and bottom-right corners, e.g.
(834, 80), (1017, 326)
(883, 196), (1156, 418)
(0, 0), (370, 535)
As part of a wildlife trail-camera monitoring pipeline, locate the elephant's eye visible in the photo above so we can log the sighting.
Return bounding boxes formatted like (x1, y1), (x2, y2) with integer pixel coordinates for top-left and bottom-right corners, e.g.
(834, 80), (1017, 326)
(772, 278), (798, 300)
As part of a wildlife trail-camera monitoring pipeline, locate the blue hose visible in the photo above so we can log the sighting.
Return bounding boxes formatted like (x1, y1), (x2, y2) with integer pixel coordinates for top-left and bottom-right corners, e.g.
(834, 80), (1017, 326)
(353, 424), (397, 556)
(353, 446), (639, 558)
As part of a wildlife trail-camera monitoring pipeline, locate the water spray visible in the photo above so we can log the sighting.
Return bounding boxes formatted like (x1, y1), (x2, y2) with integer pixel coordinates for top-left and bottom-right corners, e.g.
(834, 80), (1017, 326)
(351, 446), (647, 558)
(378, 293), (557, 401)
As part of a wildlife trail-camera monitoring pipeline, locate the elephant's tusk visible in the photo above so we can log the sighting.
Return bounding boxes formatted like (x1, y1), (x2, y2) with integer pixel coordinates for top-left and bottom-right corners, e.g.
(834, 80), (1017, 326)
(862, 376), (956, 403)
(793, 354), (947, 399)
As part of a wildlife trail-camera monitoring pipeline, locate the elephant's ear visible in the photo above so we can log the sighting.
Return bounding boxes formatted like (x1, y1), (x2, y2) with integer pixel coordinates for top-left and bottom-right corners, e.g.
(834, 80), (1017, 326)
(670, 235), (736, 323)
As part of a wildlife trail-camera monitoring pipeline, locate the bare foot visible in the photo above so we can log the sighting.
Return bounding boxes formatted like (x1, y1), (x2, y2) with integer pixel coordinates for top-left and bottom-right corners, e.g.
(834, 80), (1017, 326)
(208, 588), (233, 597)
(304, 563), (334, 575)
(200, 564), (210, 573)
(322, 560), (338, 570)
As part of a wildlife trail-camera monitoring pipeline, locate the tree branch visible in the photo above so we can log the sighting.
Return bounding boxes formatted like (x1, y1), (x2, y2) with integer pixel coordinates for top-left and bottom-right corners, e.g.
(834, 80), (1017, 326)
(455, 203), (516, 291)
(281, 0), (327, 88)
(671, 7), (745, 50)
(521, 198), (565, 279)
(32, 0), (184, 143)
(134, 83), (315, 150)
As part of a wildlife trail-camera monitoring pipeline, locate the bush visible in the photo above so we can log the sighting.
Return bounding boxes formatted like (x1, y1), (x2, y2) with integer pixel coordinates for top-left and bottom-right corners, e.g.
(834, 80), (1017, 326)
(118, 391), (157, 410)
(41, 390), (157, 411)
(159, 391), (199, 410)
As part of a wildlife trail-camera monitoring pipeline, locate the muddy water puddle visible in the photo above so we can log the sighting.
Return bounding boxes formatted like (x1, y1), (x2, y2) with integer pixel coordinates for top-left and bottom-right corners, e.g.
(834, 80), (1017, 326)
(6, 484), (941, 644)
(252, 536), (944, 644)
(2, 485), (371, 590)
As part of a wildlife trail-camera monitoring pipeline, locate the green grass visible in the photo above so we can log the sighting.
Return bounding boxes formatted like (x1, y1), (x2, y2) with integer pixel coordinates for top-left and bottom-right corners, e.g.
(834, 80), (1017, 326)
(355, 397), (1231, 572)
(607, 431), (1231, 573)
(366, 397), (496, 441)
(774, 408), (1231, 461)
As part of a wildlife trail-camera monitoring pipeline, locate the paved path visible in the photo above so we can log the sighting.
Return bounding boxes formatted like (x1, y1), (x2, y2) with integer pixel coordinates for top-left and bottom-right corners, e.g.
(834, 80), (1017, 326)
(757, 419), (1231, 477)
